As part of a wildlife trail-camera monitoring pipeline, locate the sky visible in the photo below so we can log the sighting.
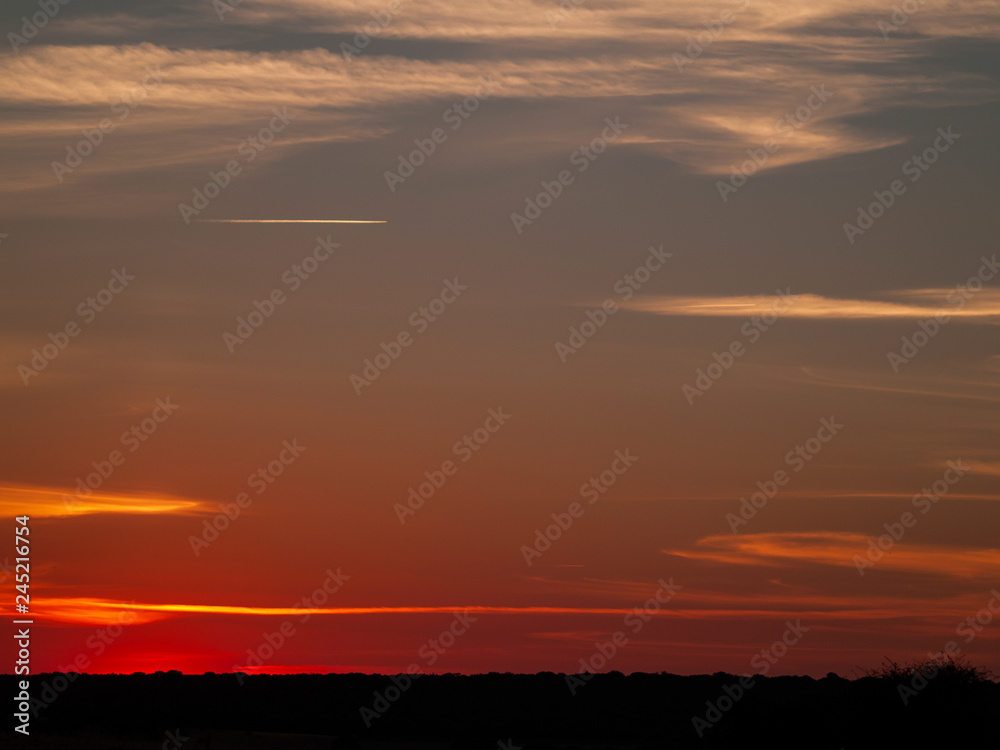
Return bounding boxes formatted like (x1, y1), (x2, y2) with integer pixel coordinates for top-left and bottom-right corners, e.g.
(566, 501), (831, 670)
(1, 0), (999, 679)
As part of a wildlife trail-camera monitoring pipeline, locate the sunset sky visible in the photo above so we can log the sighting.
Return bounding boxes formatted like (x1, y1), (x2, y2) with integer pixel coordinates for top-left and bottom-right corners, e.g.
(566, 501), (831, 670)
(2, 0), (999, 679)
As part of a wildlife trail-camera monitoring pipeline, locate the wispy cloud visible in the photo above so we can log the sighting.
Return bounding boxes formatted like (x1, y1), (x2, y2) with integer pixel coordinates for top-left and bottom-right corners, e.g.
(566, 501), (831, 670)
(664, 532), (1000, 578)
(1, 0), (997, 213)
(30, 597), (678, 625)
(625, 290), (1000, 321)
(786, 365), (1000, 404)
(0, 484), (207, 518)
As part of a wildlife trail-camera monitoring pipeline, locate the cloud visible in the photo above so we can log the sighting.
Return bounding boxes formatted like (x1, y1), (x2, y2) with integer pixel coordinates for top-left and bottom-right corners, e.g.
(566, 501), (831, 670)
(0, 484), (207, 518)
(1, 0), (997, 213)
(28, 598), (171, 626)
(33, 598), (677, 625)
(664, 532), (1000, 579)
(785, 366), (1000, 405)
(115, 0), (1000, 45)
(968, 461), (1000, 478)
(624, 289), (1000, 321)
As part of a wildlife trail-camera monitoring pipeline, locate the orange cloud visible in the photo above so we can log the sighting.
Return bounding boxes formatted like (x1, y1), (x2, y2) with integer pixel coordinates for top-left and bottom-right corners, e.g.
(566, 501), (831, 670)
(664, 532), (1000, 579)
(624, 290), (1000, 321)
(21, 598), (169, 626)
(26, 587), (997, 630)
(25, 598), (668, 625)
(0, 484), (207, 518)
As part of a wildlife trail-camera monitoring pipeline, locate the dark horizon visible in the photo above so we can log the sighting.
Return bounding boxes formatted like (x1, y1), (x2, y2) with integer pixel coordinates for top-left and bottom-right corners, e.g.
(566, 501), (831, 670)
(10, 667), (999, 748)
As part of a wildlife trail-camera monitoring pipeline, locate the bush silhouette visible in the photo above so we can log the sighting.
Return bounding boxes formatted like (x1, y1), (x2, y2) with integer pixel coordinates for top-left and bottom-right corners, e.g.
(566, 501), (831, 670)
(860, 653), (994, 686)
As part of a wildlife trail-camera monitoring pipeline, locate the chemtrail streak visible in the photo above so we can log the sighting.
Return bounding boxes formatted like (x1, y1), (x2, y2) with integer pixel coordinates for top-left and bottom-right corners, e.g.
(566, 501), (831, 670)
(197, 219), (387, 224)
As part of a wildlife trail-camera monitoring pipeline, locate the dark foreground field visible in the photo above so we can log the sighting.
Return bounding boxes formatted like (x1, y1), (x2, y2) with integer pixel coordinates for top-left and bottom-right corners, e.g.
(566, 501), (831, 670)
(3, 669), (997, 749)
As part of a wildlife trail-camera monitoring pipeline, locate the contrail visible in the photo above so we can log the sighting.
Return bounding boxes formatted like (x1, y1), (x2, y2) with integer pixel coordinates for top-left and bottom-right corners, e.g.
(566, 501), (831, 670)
(197, 219), (387, 224)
